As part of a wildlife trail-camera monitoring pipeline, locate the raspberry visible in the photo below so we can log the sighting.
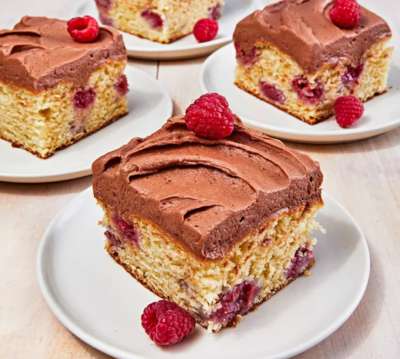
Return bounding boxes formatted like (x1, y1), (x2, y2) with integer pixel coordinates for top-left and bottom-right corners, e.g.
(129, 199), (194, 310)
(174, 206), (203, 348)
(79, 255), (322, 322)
(260, 81), (286, 104)
(334, 95), (364, 128)
(115, 75), (129, 96)
(113, 215), (139, 245)
(342, 64), (364, 87)
(141, 300), (195, 346)
(210, 281), (259, 325)
(184, 93), (235, 140)
(141, 10), (163, 29)
(73, 88), (96, 109)
(329, 0), (361, 29)
(95, 0), (112, 11)
(193, 18), (218, 43)
(67, 16), (100, 43)
(292, 76), (324, 104)
(209, 4), (222, 20)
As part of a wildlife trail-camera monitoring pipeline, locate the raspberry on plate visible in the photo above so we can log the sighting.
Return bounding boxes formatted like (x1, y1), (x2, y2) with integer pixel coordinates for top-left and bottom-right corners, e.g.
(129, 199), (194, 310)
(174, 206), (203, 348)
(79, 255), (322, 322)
(67, 16), (100, 43)
(334, 95), (364, 128)
(184, 93), (235, 140)
(193, 18), (219, 43)
(141, 300), (195, 346)
(329, 0), (361, 29)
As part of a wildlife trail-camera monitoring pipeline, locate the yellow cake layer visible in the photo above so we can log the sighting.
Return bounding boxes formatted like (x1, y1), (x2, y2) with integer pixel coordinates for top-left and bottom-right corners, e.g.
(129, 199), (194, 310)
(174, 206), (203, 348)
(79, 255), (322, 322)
(100, 200), (323, 332)
(0, 60), (128, 158)
(107, 0), (223, 43)
(235, 39), (393, 124)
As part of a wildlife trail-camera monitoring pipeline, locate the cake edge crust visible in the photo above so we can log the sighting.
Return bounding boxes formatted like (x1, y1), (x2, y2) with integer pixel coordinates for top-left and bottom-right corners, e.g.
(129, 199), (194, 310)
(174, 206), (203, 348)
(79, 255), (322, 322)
(234, 80), (388, 125)
(106, 241), (315, 332)
(1, 110), (128, 159)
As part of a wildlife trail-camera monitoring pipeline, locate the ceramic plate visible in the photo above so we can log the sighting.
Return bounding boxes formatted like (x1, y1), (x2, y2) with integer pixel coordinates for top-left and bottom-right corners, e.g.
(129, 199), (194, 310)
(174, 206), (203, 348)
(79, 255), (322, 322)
(37, 188), (370, 359)
(0, 67), (172, 183)
(200, 1), (400, 143)
(75, 0), (262, 60)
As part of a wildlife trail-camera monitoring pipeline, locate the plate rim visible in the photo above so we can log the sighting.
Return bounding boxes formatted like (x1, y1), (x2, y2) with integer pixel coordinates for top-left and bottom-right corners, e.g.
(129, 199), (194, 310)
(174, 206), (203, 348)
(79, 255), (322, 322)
(199, 43), (400, 144)
(0, 67), (173, 183)
(36, 187), (370, 359)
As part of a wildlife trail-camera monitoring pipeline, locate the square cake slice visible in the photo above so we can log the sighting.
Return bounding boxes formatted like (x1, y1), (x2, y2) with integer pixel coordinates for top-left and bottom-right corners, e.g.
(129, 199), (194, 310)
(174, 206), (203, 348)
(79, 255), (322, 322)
(92, 115), (324, 332)
(233, 0), (393, 124)
(0, 16), (128, 158)
(95, 0), (224, 43)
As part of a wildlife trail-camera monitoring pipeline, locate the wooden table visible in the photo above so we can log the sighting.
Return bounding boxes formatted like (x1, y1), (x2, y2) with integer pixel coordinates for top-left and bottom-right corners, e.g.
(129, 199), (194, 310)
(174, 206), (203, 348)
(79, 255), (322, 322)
(1, 1), (400, 358)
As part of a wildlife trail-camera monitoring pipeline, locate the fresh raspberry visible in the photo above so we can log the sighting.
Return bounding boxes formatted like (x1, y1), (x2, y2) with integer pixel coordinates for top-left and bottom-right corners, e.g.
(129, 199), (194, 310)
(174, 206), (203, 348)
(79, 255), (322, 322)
(329, 0), (361, 29)
(184, 93), (235, 140)
(67, 16), (100, 43)
(141, 300), (195, 346)
(334, 96), (364, 128)
(193, 18), (218, 43)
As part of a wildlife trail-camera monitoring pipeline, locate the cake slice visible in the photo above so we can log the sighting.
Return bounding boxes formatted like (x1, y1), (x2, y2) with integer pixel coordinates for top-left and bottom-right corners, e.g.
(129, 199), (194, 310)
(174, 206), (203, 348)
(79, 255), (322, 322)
(233, 0), (393, 124)
(92, 114), (324, 332)
(95, 0), (224, 43)
(0, 16), (128, 158)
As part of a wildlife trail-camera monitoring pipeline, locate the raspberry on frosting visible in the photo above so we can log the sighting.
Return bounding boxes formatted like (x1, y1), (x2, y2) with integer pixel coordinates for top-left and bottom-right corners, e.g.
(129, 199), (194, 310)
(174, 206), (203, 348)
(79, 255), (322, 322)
(184, 93), (235, 140)
(193, 18), (219, 43)
(329, 0), (361, 29)
(334, 95), (364, 128)
(141, 300), (195, 346)
(67, 16), (100, 43)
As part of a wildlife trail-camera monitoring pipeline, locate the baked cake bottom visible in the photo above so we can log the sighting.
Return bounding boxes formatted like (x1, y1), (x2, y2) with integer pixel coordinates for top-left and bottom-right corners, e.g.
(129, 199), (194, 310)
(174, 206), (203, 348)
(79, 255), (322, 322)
(97, 0), (223, 44)
(0, 59), (128, 158)
(235, 39), (392, 124)
(98, 199), (323, 332)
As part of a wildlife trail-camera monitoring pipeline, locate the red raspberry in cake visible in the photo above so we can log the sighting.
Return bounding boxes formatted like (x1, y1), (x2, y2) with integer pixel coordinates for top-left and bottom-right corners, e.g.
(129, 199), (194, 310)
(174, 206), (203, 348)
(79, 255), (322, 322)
(67, 16), (100, 43)
(334, 95), (364, 128)
(115, 74), (129, 96)
(260, 81), (286, 104)
(292, 76), (324, 104)
(73, 88), (96, 109)
(141, 10), (164, 29)
(329, 0), (361, 29)
(184, 93), (235, 140)
(209, 4), (222, 20)
(141, 300), (195, 346)
(193, 19), (218, 43)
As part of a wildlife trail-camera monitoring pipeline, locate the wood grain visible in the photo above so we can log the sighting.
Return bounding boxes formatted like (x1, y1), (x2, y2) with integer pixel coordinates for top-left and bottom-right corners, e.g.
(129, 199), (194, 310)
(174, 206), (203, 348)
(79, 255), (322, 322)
(1, 1), (400, 358)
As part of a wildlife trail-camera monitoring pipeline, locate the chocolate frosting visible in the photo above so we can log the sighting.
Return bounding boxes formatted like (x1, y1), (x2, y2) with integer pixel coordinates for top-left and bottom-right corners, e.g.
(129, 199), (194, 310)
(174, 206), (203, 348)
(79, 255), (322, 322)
(233, 0), (392, 73)
(0, 16), (126, 91)
(93, 116), (323, 260)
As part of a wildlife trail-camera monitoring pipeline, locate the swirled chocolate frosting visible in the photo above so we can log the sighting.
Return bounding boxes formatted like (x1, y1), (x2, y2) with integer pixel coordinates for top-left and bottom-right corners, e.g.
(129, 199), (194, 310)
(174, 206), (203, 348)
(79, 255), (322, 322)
(0, 16), (126, 91)
(233, 0), (392, 73)
(93, 116), (323, 260)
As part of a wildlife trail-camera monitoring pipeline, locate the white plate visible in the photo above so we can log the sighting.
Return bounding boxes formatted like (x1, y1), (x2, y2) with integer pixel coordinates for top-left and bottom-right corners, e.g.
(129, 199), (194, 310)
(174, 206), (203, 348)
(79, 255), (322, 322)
(0, 67), (172, 183)
(37, 188), (370, 359)
(75, 0), (262, 60)
(200, 4), (400, 144)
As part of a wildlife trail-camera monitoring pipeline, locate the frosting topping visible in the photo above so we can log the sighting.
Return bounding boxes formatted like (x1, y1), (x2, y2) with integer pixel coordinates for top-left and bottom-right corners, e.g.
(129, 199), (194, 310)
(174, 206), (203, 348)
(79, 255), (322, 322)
(233, 0), (392, 73)
(93, 116), (323, 260)
(0, 16), (126, 90)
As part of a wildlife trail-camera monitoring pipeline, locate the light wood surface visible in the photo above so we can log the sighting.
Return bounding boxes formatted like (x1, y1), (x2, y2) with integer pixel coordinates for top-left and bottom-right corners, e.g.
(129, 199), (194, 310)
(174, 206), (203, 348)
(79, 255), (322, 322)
(1, 1), (400, 358)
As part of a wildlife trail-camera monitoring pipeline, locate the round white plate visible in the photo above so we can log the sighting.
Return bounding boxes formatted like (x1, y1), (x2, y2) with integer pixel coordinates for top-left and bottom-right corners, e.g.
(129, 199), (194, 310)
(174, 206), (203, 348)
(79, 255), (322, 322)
(37, 188), (369, 359)
(75, 0), (261, 60)
(201, 39), (400, 143)
(0, 67), (172, 183)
